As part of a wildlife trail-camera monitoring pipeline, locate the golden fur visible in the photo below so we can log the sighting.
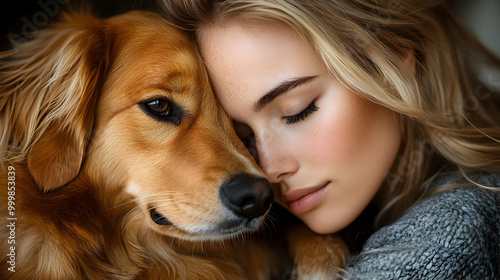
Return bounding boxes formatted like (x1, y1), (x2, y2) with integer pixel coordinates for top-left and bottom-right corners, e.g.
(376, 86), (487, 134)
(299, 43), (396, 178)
(0, 10), (347, 279)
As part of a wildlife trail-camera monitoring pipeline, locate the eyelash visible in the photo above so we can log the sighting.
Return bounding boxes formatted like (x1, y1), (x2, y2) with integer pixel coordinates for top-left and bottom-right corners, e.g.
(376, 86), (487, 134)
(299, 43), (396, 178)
(283, 101), (319, 124)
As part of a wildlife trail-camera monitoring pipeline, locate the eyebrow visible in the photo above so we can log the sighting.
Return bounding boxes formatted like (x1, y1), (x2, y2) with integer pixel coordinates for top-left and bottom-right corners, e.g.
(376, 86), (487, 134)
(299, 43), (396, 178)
(254, 75), (319, 112)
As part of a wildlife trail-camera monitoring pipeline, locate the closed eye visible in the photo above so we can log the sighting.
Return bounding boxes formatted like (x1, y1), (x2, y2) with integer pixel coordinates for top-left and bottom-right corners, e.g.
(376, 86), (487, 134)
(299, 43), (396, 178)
(140, 97), (184, 125)
(283, 101), (319, 124)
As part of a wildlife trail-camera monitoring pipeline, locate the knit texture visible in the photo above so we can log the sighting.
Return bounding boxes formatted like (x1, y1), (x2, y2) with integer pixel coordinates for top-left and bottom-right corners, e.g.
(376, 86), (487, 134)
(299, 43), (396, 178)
(344, 167), (500, 279)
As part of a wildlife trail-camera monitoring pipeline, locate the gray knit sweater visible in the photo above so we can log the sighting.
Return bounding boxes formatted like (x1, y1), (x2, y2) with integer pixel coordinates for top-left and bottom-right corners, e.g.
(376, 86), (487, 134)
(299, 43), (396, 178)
(344, 167), (500, 279)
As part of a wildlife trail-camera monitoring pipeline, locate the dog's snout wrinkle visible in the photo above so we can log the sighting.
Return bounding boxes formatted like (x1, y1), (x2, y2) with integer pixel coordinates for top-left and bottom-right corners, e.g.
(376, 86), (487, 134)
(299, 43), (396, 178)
(220, 174), (274, 221)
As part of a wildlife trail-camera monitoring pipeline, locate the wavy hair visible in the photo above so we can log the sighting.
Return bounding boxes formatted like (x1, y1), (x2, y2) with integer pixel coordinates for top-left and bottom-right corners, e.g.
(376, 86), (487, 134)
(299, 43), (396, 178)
(159, 0), (500, 226)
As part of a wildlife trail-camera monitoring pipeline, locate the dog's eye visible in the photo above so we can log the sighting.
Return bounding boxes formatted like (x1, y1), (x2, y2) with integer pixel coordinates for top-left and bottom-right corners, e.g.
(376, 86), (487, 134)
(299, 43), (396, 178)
(140, 98), (183, 126)
(146, 99), (171, 115)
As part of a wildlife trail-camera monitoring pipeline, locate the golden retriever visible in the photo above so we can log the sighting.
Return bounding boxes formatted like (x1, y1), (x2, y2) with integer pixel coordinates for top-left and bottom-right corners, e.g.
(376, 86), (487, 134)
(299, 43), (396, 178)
(0, 10), (347, 280)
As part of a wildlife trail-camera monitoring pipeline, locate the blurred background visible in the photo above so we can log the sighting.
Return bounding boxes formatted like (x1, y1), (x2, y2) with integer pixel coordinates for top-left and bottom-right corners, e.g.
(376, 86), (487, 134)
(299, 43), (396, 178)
(0, 0), (159, 51)
(448, 0), (500, 58)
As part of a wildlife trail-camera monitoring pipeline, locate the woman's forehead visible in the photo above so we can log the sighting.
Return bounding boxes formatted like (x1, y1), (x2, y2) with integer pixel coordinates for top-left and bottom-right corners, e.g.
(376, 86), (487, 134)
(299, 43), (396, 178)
(197, 20), (326, 121)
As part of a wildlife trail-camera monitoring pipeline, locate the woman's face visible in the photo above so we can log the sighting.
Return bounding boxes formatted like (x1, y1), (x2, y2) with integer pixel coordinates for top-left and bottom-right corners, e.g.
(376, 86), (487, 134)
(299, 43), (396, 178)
(198, 20), (401, 234)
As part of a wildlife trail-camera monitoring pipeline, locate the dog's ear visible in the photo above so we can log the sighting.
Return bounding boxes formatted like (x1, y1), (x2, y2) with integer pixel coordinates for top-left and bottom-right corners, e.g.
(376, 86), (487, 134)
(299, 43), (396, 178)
(1, 13), (109, 192)
(27, 120), (91, 192)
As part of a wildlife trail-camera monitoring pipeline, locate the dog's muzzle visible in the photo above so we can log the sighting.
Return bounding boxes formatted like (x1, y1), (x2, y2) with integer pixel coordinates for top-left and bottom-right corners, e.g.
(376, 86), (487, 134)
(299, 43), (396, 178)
(148, 174), (274, 234)
(219, 174), (274, 221)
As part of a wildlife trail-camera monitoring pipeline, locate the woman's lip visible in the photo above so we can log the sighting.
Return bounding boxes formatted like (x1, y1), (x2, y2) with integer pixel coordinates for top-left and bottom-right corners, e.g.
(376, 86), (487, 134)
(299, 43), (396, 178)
(282, 182), (329, 203)
(285, 182), (330, 215)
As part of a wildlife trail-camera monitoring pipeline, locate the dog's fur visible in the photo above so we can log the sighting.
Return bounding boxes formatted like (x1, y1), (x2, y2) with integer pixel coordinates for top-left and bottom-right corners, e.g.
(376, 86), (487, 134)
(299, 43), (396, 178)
(0, 10), (347, 279)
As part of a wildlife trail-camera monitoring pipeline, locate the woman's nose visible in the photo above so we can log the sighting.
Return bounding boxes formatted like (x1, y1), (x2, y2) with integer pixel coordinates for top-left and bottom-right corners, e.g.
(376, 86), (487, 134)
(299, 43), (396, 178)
(256, 135), (298, 183)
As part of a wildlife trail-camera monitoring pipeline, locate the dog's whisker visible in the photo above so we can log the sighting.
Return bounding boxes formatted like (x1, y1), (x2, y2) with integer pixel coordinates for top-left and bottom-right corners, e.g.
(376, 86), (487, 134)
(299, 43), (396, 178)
(146, 199), (176, 211)
(121, 209), (149, 237)
(120, 201), (164, 236)
(121, 211), (145, 236)
(120, 198), (177, 231)
(169, 199), (222, 218)
(169, 237), (177, 251)
(261, 216), (276, 234)
(111, 191), (182, 210)
(121, 202), (177, 236)
(121, 200), (151, 227)
(148, 199), (176, 204)
(231, 233), (241, 246)
(192, 240), (200, 256)
(219, 238), (229, 253)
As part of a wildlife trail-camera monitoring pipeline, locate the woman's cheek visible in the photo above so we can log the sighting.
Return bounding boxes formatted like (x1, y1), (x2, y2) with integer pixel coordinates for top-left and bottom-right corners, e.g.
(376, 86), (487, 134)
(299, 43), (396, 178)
(304, 102), (361, 168)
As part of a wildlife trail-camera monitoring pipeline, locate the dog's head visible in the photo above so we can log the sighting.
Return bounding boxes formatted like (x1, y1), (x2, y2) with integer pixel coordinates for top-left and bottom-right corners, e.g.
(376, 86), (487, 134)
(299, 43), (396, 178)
(0, 11), (273, 241)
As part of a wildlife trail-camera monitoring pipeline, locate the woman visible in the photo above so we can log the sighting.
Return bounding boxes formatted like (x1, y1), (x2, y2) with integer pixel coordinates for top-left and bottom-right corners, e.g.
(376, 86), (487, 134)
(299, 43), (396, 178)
(160, 0), (500, 278)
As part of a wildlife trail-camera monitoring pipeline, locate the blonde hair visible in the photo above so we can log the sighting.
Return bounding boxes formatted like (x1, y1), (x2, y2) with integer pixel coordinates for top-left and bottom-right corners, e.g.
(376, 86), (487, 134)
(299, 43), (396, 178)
(160, 0), (500, 226)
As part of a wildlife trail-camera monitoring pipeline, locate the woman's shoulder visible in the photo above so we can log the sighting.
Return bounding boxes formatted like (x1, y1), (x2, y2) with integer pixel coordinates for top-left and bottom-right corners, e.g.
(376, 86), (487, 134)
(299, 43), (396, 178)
(366, 168), (500, 251)
(345, 167), (500, 279)
(398, 167), (500, 236)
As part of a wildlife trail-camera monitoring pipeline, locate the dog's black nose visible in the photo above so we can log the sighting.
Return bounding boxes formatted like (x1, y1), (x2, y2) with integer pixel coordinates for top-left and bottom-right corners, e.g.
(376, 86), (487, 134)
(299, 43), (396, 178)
(220, 174), (274, 221)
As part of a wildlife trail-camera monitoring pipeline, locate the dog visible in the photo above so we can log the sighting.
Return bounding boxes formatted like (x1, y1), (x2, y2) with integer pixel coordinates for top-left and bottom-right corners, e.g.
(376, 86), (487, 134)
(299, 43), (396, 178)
(0, 10), (348, 279)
